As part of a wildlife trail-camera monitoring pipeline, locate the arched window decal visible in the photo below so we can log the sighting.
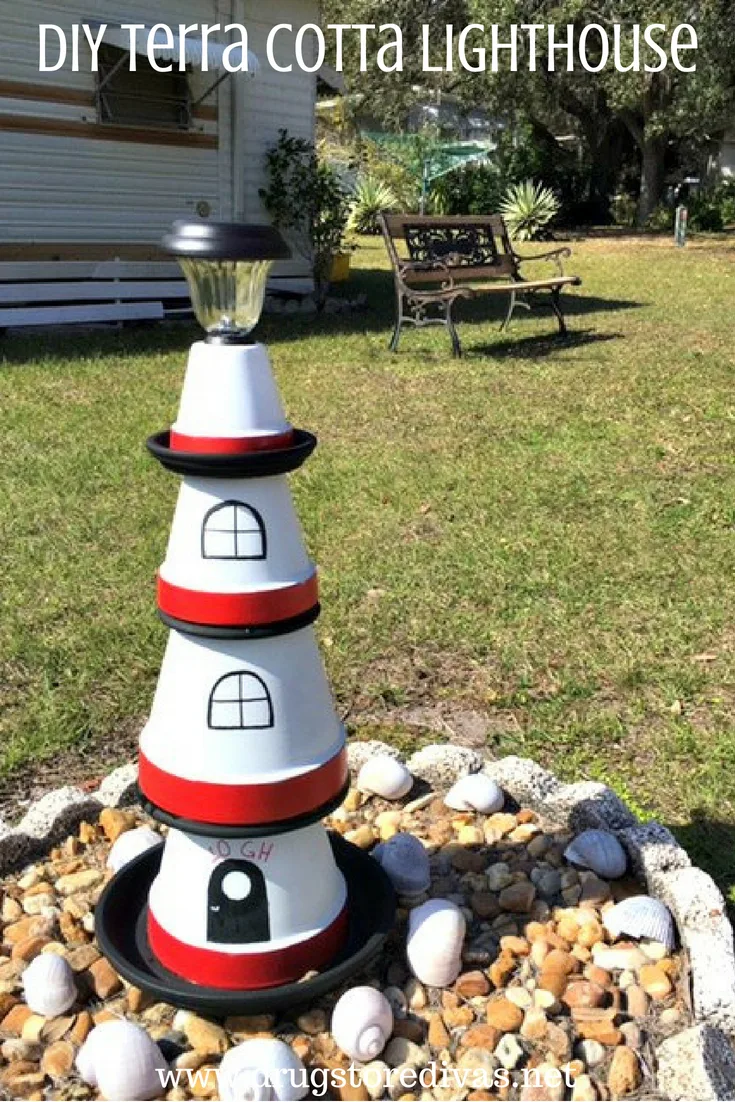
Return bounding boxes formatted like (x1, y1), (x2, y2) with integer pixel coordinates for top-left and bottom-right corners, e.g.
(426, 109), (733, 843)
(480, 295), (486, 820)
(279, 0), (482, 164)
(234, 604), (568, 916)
(201, 501), (266, 561)
(207, 671), (274, 730)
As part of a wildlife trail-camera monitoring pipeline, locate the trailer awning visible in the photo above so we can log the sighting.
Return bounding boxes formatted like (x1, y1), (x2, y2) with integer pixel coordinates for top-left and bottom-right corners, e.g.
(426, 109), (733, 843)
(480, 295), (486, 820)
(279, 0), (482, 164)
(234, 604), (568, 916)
(100, 24), (259, 74)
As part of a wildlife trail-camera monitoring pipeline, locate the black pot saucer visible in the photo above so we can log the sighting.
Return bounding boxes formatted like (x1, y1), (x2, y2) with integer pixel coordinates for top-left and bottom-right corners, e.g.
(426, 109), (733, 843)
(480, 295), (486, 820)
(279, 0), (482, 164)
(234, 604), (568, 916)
(140, 778), (350, 839)
(157, 602), (320, 640)
(95, 833), (396, 1016)
(146, 429), (316, 478)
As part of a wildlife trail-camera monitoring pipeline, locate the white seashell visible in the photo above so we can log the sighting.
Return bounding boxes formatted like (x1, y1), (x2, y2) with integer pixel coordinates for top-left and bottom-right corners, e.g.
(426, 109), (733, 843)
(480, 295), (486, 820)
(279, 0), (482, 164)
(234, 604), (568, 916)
(106, 826), (161, 873)
(218, 1039), (308, 1101)
(22, 953), (76, 1016)
(372, 833), (430, 897)
(76, 1020), (167, 1101)
(407, 899), (466, 987)
(603, 895), (675, 950)
(357, 756), (413, 800)
(444, 774), (504, 814)
(564, 829), (627, 879)
(331, 986), (393, 1061)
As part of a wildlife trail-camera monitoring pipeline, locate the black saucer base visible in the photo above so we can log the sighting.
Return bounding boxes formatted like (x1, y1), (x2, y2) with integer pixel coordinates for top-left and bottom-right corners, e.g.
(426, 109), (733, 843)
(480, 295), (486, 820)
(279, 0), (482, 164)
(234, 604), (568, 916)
(146, 429), (316, 478)
(140, 778), (350, 838)
(95, 834), (396, 1016)
(158, 603), (320, 640)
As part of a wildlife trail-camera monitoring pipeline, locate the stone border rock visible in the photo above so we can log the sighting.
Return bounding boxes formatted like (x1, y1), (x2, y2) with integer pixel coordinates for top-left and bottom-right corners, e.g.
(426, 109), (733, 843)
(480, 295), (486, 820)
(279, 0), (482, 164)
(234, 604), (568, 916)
(1, 745), (734, 1099)
(0, 764), (137, 874)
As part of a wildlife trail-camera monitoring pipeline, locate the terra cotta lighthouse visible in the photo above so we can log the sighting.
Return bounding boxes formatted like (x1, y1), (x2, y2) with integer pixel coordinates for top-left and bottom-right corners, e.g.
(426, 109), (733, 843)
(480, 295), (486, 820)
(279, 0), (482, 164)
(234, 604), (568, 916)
(96, 221), (394, 1011)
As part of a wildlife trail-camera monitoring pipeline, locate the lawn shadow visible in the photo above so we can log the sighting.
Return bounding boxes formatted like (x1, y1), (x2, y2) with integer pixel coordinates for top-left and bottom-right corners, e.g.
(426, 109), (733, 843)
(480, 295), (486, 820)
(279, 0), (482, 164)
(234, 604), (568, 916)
(0, 318), (199, 369)
(468, 329), (621, 360)
(557, 292), (645, 318)
(667, 810), (735, 918)
(0, 268), (645, 367)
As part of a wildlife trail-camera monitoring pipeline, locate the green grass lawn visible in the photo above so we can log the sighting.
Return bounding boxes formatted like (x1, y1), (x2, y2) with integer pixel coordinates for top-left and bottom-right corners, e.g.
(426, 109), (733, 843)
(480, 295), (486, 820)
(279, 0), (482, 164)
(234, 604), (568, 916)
(2, 234), (735, 900)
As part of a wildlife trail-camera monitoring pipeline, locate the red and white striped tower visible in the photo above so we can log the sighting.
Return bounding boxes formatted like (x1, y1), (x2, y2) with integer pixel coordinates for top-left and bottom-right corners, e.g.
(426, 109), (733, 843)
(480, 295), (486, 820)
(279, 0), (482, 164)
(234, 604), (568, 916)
(96, 223), (394, 1008)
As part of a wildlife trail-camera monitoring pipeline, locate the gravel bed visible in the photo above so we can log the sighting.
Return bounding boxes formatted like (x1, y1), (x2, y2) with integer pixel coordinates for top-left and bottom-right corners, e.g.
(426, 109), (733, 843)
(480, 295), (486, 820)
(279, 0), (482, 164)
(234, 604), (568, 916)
(0, 780), (692, 1101)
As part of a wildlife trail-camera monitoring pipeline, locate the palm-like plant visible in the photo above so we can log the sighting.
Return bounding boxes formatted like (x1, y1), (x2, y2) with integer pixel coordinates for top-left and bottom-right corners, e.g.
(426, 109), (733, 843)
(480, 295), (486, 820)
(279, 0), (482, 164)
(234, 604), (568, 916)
(500, 179), (560, 242)
(348, 175), (399, 234)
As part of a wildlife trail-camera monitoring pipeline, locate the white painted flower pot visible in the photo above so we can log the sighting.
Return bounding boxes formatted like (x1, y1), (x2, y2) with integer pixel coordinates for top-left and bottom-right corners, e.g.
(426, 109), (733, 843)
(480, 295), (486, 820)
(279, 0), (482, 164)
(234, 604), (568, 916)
(158, 475), (317, 628)
(139, 626), (347, 827)
(170, 342), (294, 454)
(148, 823), (348, 989)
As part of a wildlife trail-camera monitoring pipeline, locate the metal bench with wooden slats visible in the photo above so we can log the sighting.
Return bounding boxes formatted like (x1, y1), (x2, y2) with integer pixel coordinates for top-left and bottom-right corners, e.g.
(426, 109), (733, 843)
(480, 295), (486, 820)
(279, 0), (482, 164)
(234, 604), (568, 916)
(379, 212), (581, 357)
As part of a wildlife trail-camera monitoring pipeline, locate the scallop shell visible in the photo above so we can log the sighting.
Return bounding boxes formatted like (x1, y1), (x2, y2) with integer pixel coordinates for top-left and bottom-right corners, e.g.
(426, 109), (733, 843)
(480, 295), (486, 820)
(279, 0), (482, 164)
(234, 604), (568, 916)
(106, 826), (161, 873)
(357, 756), (413, 800)
(372, 833), (431, 898)
(407, 898), (466, 987)
(603, 895), (675, 950)
(76, 1020), (167, 1101)
(218, 1039), (308, 1102)
(444, 774), (504, 814)
(22, 953), (76, 1016)
(564, 829), (628, 879)
(331, 986), (393, 1061)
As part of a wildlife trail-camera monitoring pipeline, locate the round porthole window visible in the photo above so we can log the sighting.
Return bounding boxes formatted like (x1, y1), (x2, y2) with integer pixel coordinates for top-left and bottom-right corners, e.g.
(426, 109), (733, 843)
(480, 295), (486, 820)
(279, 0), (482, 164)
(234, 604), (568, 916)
(220, 870), (252, 901)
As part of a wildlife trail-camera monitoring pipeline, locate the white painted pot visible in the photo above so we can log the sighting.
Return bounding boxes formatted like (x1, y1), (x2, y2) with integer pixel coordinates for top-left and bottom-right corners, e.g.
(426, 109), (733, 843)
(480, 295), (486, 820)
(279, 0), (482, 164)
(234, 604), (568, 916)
(158, 474), (317, 628)
(170, 342), (293, 452)
(139, 626), (347, 826)
(148, 824), (348, 989)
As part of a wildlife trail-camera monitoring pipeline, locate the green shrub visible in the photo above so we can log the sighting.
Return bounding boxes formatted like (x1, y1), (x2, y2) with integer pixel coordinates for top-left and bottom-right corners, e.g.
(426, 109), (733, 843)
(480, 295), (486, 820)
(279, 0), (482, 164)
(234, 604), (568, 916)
(499, 179), (560, 241)
(689, 200), (724, 232)
(348, 176), (399, 234)
(429, 163), (504, 216)
(721, 196), (735, 227)
(260, 129), (351, 309)
(702, 179), (735, 229)
(645, 205), (675, 233)
(611, 193), (637, 228)
(359, 139), (420, 211)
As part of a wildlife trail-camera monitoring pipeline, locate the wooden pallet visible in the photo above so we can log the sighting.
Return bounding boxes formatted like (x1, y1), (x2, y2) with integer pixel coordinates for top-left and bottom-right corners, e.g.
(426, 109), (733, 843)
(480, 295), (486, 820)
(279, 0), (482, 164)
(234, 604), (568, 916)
(0, 260), (314, 330)
(0, 261), (188, 328)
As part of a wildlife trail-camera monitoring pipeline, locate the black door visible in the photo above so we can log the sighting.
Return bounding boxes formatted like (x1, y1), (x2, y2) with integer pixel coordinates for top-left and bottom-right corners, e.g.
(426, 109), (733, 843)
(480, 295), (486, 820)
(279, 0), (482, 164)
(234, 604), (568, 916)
(206, 858), (270, 944)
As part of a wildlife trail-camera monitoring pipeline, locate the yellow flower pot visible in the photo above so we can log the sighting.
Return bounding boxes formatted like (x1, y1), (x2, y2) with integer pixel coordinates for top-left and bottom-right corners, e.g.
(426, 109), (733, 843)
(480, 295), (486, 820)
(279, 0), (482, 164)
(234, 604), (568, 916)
(330, 252), (351, 283)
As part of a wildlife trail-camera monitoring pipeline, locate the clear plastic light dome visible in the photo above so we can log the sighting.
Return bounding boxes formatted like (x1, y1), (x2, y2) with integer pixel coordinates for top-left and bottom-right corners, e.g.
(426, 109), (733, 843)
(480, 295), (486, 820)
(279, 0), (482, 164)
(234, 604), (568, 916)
(179, 257), (273, 337)
(162, 221), (291, 340)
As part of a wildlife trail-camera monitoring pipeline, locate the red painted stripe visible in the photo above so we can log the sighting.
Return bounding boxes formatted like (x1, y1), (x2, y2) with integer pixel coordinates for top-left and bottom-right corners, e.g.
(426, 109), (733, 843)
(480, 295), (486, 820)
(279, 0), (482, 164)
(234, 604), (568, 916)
(139, 747), (348, 826)
(157, 572), (318, 627)
(169, 428), (295, 454)
(148, 904), (348, 989)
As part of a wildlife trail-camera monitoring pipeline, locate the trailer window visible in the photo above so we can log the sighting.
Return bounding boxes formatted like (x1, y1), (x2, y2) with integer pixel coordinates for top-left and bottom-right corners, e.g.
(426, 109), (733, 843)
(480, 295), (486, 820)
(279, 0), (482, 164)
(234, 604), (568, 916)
(96, 44), (191, 130)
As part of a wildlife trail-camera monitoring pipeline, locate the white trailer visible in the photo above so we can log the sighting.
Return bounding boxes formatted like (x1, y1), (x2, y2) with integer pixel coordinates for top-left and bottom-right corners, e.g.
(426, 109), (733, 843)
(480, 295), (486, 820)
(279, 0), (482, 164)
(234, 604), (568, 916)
(0, 0), (320, 326)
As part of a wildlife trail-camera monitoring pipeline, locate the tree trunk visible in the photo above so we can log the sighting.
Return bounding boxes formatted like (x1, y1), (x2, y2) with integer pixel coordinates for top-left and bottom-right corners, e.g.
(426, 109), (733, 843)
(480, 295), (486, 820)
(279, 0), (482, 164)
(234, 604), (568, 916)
(636, 136), (667, 226)
(586, 121), (634, 222)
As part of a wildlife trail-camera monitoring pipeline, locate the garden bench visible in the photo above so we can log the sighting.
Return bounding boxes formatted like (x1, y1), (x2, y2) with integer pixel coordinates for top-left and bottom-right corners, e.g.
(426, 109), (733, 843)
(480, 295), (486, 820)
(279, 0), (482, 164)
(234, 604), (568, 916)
(378, 213), (581, 357)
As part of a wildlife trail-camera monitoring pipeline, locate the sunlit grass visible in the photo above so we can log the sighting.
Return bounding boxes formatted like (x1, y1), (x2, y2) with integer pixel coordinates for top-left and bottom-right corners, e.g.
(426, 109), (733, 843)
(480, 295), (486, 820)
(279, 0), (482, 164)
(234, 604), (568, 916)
(2, 232), (735, 898)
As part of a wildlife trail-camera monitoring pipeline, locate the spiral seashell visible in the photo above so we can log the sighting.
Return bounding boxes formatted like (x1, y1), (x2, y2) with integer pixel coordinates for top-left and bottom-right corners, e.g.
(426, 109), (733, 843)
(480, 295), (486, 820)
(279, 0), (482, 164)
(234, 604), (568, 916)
(372, 833), (431, 898)
(603, 895), (675, 950)
(407, 898), (466, 987)
(22, 953), (76, 1016)
(444, 774), (504, 814)
(107, 826), (161, 873)
(331, 986), (394, 1061)
(564, 829), (628, 879)
(76, 1020), (167, 1101)
(218, 1039), (308, 1102)
(357, 755), (413, 800)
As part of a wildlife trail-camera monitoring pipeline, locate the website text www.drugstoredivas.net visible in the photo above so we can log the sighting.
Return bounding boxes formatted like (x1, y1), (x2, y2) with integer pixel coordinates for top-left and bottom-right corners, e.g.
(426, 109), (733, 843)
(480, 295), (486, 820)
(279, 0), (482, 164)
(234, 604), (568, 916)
(160, 1061), (576, 1097)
